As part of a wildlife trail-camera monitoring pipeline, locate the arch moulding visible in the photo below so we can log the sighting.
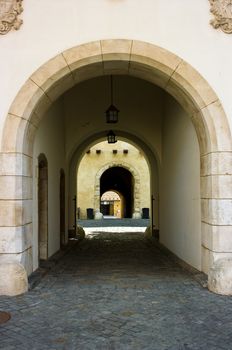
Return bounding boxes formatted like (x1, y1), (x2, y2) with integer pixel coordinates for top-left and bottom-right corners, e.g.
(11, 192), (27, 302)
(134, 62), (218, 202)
(0, 39), (232, 296)
(94, 161), (141, 215)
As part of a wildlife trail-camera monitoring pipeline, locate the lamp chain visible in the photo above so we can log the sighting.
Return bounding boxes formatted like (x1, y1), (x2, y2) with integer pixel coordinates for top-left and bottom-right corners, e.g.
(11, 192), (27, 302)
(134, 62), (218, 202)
(110, 75), (113, 105)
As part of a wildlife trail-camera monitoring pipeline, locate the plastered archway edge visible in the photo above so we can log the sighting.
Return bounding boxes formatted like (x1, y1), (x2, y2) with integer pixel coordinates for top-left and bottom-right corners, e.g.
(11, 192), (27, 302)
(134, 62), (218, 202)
(0, 39), (231, 295)
(94, 161), (141, 217)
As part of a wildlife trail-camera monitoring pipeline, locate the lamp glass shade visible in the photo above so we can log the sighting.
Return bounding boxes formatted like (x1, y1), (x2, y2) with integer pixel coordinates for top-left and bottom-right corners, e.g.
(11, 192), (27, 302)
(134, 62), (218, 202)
(107, 130), (117, 143)
(105, 104), (119, 123)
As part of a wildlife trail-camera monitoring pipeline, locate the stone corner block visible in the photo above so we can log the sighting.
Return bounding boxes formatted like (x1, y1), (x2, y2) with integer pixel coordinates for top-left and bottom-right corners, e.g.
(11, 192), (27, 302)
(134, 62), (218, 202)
(76, 225), (85, 240)
(94, 211), (103, 220)
(0, 261), (28, 296)
(208, 258), (232, 295)
(132, 211), (142, 219)
(144, 226), (152, 239)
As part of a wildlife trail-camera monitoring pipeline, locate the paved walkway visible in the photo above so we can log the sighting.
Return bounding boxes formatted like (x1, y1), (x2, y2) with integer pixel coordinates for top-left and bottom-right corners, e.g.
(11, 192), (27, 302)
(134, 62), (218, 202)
(78, 218), (150, 227)
(0, 232), (232, 350)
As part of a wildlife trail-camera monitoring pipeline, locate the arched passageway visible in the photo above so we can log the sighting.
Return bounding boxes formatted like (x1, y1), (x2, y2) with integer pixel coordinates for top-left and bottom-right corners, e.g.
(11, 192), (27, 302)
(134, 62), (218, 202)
(94, 160), (142, 220)
(0, 40), (231, 296)
(101, 191), (122, 218)
(100, 167), (134, 218)
(75, 140), (149, 221)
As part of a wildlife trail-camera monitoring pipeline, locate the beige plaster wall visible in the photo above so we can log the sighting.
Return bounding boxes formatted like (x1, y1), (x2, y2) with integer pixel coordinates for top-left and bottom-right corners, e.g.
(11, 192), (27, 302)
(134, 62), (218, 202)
(160, 95), (201, 270)
(33, 100), (67, 270)
(77, 141), (150, 219)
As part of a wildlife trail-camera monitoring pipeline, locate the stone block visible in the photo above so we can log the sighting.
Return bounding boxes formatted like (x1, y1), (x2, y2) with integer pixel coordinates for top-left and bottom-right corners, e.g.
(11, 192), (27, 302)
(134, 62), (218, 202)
(208, 258), (232, 295)
(30, 54), (71, 93)
(32, 93), (51, 124)
(201, 175), (232, 199)
(144, 226), (152, 239)
(2, 114), (37, 155)
(73, 62), (104, 83)
(76, 225), (85, 240)
(0, 200), (32, 227)
(201, 199), (232, 225)
(8, 79), (45, 121)
(0, 248), (33, 276)
(200, 100), (232, 153)
(94, 210), (103, 220)
(133, 211), (142, 219)
(45, 73), (75, 102)
(0, 153), (32, 177)
(131, 40), (181, 79)
(191, 112), (209, 154)
(0, 261), (28, 296)
(101, 39), (132, 62)
(171, 60), (218, 110)
(202, 246), (232, 274)
(63, 41), (102, 72)
(202, 222), (232, 252)
(200, 152), (232, 176)
(0, 176), (32, 200)
(129, 61), (169, 89)
(0, 224), (32, 254)
(103, 60), (129, 75)
(167, 79), (199, 116)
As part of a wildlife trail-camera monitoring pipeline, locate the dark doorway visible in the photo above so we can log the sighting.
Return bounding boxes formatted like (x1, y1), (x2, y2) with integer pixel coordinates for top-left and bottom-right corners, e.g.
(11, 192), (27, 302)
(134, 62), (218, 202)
(60, 169), (65, 247)
(101, 202), (113, 216)
(38, 154), (48, 261)
(100, 167), (134, 218)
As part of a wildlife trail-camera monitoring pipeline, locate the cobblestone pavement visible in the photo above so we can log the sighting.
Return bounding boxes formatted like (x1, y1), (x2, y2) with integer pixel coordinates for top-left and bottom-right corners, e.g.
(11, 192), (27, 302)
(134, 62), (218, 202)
(0, 232), (232, 350)
(78, 218), (150, 227)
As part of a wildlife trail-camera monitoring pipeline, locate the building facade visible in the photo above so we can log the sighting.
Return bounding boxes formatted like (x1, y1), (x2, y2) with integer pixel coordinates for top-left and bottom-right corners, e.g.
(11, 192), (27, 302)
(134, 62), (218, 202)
(77, 141), (150, 219)
(0, 1), (232, 296)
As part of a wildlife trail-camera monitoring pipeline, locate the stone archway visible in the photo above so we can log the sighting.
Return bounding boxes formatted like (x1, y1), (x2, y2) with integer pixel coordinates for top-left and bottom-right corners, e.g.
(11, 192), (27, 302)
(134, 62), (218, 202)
(0, 39), (231, 295)
(94, 162), (141, 218)
(69, 132), (158, 232)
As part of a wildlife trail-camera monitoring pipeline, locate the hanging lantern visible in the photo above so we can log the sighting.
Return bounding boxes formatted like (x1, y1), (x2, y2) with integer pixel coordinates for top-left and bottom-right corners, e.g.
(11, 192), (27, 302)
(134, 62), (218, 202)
(105, 75), (119, 123)
(105, 104), (119, 123)
(107, 130), (117, 144)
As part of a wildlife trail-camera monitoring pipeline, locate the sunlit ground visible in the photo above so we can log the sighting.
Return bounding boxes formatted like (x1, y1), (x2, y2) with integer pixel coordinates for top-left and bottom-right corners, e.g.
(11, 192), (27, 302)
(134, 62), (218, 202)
(85, 226), (146, 235)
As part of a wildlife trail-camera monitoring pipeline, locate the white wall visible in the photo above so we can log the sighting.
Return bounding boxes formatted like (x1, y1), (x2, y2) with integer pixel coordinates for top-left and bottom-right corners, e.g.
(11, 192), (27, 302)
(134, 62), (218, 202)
(33, 99), (66, 270)
(160, 95), (201, 270)
(1, 0), (232, 145)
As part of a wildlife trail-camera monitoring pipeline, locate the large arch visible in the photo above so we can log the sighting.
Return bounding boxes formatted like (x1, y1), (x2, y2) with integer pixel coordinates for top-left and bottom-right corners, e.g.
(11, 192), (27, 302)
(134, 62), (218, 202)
(69, 131), (158, 232)
(94, 162), (141, 217)
(0, 39), (232, 295)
